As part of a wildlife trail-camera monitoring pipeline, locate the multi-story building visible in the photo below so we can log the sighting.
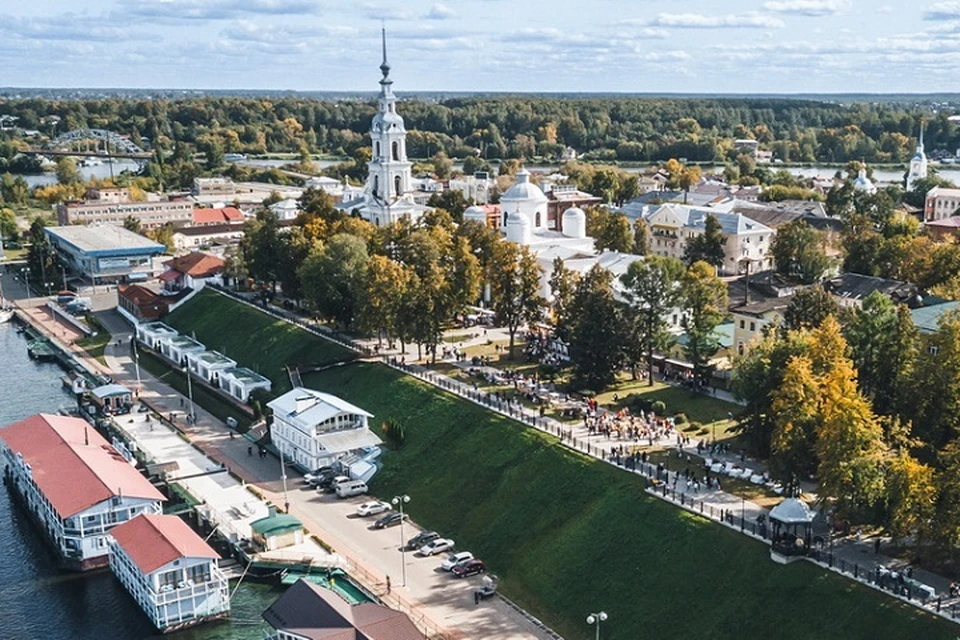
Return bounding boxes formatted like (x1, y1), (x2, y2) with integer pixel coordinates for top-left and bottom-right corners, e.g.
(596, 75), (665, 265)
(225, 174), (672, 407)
(45, 224), (166, 283)
(267, 387), (380, 473)
(109, 513), (230, 632)
(642, 204), (775, 276)
(57, 187), (194, 228)
(192, 177), (237, 197)
(447, 172), (497, 204)
(0, 414), (165, 570)
(924, 187), (960, 222)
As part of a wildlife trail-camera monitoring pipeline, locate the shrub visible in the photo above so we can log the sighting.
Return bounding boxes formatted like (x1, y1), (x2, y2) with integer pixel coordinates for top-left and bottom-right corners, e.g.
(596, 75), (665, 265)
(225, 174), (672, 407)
(651, 400), (667, 415)
(382, 419), (406, 448)
(674, 413), (687, 425)
(624, 393), (652, 413)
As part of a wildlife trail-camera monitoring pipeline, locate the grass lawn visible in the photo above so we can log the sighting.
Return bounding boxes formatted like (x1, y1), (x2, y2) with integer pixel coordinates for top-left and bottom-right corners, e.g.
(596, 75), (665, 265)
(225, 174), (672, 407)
(138, 348), (253, 430)
(76, 315), (111, 364)
(302, 362), (956, 640)
(165, 288), (355, 395)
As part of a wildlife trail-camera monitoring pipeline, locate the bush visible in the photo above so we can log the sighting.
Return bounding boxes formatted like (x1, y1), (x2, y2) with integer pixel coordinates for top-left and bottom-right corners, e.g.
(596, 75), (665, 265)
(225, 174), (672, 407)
(651, 400), (667, 415)
(382, 419), (406, 449)
(674, 413), (687, 425)
(624, 393), (652, 413)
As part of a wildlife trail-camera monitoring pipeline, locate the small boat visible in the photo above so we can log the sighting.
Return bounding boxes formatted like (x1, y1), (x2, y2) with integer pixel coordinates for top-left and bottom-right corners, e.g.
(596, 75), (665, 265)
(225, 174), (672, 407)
(0, 309), (12, 324)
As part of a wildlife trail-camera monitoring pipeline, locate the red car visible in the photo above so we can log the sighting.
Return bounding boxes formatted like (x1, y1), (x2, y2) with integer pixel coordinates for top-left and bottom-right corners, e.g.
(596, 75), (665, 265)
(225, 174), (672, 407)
(452, 559), (485, 578)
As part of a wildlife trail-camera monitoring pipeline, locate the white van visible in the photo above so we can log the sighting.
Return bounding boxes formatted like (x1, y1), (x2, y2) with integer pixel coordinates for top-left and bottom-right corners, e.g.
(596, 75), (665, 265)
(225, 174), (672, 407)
(336, 480), (368, 499)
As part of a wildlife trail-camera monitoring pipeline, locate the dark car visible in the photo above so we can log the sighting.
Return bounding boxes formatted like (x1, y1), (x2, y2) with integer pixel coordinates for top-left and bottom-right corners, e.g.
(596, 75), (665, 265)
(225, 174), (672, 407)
(452, 559), (486, 578)
(374, 512), (407, 529)
(404, 531), (439, 551)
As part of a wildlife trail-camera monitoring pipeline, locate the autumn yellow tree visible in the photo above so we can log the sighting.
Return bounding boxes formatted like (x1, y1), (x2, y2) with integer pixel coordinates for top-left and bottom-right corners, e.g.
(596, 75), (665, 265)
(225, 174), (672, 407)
(771, 355), (820, 494)
(885, 450), (935, 544)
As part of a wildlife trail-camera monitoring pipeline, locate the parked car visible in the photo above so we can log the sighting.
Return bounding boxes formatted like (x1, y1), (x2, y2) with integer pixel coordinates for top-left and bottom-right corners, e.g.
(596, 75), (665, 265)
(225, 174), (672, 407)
(405, 531), (439, 551)
(322, 475), (351, 493)
(440, 551), (474, 571)
(452, 559), (486, 578)
(336, 480), (368, 499)
(304, 466), (334, 484)
(418, 538), (455, 557)
(356, 501), (391, 517)
(374, 512), (407, 529)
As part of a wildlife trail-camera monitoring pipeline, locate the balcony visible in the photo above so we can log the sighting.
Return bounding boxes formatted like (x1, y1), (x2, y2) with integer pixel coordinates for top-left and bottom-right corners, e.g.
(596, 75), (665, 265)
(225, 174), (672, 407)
(152, 572), (228, 607)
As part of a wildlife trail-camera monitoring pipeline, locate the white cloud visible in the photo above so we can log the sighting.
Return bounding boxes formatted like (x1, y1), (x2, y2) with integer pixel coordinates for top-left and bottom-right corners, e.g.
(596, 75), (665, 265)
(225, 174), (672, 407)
(123, 0), (320, 21)
(646, 13), (785, 29)
(763, 0), (851, 16)
(426, 3), (456, 20)
(926, 1), (960, 20)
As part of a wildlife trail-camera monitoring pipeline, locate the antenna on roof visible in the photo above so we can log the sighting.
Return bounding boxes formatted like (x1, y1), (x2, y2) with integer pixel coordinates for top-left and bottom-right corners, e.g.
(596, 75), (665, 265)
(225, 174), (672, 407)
(84, 427), (89, 446)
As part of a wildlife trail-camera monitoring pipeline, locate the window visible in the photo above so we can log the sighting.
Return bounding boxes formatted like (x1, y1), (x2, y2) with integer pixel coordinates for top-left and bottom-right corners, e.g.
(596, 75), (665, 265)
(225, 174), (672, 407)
(929, 345), (941, 356)
(373, 175), (379, 197)
(739, 320), (745, 329)
(392, 141), (400, 161)
(750, 322), (756, 332)
(535, 211), (541, 227)
(375, 142), (380, 158)
(188, 564), (211, 584)
(394, 175), (402, 196)
(159, 570), (179, 589)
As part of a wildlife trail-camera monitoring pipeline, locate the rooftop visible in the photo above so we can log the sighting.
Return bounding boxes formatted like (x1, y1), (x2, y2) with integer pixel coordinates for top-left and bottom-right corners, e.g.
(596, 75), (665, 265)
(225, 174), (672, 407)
(0, 414), (165, 518)
(45, 224), (165, 254)
(224, 367), (271, 385)
(263, 579), (424, 640)
(163, 252), (225, 278)
(268, 388), (373, 427)
(110, 513), (219, 574)
(192, 350), (236, 367)
(192, 206), (244, 225)
(825, 273), (919, 305)
(910, 301), (960, 334)
(251, 512), (303, 537)
(91, 384), (131, 399)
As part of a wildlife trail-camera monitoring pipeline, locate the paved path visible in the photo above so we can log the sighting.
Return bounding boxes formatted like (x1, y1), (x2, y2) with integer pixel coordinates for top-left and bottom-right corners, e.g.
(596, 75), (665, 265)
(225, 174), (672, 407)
(90, 311), (555, 640)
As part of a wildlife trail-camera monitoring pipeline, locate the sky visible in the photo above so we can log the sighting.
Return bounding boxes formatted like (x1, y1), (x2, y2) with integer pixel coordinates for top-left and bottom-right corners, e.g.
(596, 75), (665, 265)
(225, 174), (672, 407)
(3, 0), (960, 94)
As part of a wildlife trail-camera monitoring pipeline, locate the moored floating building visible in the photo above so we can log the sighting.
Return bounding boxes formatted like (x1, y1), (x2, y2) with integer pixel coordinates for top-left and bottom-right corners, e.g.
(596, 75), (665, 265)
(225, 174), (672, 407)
(108, 513), (230, 633)
(0, 413), (165, 570)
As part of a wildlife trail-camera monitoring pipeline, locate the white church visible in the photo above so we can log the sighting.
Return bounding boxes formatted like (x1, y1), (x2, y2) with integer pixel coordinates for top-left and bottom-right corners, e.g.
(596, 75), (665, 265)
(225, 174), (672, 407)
(906, 121), (928, 191)
(339, 30), (430, 226)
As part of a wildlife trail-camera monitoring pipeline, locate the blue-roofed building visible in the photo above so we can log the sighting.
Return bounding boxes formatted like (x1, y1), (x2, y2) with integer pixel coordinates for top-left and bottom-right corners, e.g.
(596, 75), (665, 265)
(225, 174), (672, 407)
(639, 204), (775, 276)
(45, 224), (165, 283)
(910, 301), (960, 335)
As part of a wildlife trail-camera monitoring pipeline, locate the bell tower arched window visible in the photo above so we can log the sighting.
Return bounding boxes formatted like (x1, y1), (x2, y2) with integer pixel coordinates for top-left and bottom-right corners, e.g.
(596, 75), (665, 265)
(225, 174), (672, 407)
(392, 141), (400, 161)
(535, 211), (541, 227)
(375, 142), (381, 158)
(373, 175), (379, 197)
(394, 175), (402, 196)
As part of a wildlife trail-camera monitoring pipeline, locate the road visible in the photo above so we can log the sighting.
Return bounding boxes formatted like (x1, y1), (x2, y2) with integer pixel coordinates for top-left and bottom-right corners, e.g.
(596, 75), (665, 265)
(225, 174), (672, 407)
(88, 309), (554, 640)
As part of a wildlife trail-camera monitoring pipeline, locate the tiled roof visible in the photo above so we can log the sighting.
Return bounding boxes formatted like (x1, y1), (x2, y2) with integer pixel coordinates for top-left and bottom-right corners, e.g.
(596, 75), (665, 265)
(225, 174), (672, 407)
(163, 252), (225, 278)
(192, 206), (244, 225)
(0, 414), (165, 518)
(110, 513), (219, 574)
(263, 579), (424, 640)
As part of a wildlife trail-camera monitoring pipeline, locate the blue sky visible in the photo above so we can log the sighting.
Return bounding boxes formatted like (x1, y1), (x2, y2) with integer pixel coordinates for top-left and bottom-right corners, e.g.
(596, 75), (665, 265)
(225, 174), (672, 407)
(3, 0), (960, 93)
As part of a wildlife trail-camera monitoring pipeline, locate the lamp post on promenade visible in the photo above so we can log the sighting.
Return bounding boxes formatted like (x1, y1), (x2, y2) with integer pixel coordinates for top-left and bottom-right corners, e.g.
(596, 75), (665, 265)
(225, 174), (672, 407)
(392, 494), (411, 586)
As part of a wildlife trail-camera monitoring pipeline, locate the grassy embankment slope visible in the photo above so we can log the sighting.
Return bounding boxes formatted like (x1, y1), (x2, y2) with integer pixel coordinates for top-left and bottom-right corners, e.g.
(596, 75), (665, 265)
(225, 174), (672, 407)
(303, 362), (957, 640)
(164, 288), (355, 396)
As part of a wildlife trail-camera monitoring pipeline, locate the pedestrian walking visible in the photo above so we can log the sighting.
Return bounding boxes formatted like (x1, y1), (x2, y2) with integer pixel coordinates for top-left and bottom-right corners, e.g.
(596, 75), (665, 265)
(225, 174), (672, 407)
(248, 446), (253, 457)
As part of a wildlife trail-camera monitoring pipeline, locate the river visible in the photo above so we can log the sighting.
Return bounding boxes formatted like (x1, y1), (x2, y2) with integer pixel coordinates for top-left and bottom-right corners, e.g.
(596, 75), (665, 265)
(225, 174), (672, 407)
(0, 322), (281, 639)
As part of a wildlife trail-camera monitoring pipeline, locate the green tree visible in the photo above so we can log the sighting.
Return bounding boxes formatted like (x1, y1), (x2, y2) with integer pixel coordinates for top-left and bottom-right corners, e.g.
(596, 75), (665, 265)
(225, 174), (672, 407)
(26, 218), (53, 293)
(431, 151), (454, 179)
(490, 242), (543, 359)
(587, 207), (632, 254)
(55, 157), (81, 185)
(299, 233), (369, 330)
(683, 214), (726, 268)
(358, 254), (412, 346)
(783, 285), (838, 331)
(548, 257), (580, 344)
(770, 219), (830, 283)
(886, 451), (935, 545)
(427, 190), (470, 221)
(908, 310), (960, 448)
(932, 441), (960, 558)
(147, 223), (175, 252)
(276, 227), (312, 302)
(122, 215), (142, 234)
(462, 155), (491, 176)
(241, 209), (283, 292)
(620, 255), (685, 385)
(770, 355), (820, 494)
(680, 261), (728, 385)
(844, 292), (916, 416)
(632, 218), (650, 256)
(568, 265), (626, 391)
(0, 207), (18, 244)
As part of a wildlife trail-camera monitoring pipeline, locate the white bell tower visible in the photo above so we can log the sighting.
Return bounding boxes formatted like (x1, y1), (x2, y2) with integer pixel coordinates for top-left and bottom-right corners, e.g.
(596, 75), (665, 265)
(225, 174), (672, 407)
(366, 28), (412, 210)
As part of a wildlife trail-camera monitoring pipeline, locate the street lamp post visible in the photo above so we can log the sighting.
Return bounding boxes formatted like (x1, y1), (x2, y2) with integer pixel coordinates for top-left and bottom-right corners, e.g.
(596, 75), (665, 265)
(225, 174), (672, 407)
(132, 337), (142, 389)
(21, 267), (30, 298)
(392, 494), (411, 587)
(586, 611), (608, 640)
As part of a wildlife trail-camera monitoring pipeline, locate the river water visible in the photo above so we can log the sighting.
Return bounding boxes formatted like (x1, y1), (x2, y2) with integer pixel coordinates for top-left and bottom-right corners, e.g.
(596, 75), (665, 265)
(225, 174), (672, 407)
(0, 323), (280, 639)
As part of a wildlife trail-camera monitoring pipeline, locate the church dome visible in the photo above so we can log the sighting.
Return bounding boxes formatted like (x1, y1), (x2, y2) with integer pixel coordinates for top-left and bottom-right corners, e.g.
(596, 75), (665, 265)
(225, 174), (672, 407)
(463, 205), (487, 224)
(562, 207), (587, 239)
(853, 167), (876, 194)
(501, 168), (548, 204)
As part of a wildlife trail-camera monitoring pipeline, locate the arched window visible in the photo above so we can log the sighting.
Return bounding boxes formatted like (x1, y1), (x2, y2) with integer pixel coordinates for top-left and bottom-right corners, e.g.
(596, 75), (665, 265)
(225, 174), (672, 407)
(394, 175), (402, 196)
(375, 142), (381, 158)
(392, 141), (400, 161)
(535, 211), (541, 227)
(373, 175), (379, 197)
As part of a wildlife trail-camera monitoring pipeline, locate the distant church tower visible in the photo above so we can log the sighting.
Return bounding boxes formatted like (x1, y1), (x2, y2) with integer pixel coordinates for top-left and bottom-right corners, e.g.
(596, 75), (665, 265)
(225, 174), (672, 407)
(366, 28), (412, 218)
(907, 120), (928, 191)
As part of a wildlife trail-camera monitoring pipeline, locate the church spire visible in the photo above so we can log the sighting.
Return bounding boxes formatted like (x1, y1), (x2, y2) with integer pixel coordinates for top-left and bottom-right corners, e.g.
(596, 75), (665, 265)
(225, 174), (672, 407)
(919, 118), (925, 152)
(379, 27), (393, 93)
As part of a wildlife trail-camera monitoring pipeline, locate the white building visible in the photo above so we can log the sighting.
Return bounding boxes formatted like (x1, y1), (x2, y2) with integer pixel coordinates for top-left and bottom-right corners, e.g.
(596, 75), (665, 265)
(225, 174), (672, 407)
(907, 122), (929, 191)
(186, 351), (238, 385)
(337, 30), (428, 226)
(924, 186), (960, 222)
(853, 165), (877, 195)
(109, 513), (229, 632)
(162, 335), (206, 368)
(642, 204), (775, 276)
(136, 322), (179, 349)
(219, 367), (272, 402)
(267, 388), (381, 473)
(269, 198), (301, 221)
(501, 168), (549, 234)
(448, 172), (496, 204)
(0, 414), (165, 570)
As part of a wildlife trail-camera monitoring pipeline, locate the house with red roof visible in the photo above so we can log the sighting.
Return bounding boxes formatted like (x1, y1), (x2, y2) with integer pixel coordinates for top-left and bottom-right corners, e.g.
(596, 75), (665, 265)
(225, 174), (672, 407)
(109, 513), (230, 632)
(0, 414), (165, 570)
(192, 206), (245, 226)
(160, 251), (226, 293)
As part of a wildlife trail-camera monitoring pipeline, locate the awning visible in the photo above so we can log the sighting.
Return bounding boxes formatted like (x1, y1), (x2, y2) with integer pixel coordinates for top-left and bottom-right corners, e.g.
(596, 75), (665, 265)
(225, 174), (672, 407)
(158, 269), (180, 283)
(315, 428), (382, 454)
